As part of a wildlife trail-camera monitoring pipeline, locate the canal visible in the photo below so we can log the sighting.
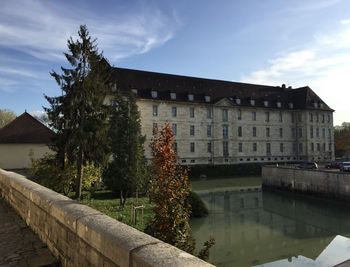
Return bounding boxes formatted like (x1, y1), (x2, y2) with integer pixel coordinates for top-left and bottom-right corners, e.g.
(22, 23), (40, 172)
(190, 177), (350, 267)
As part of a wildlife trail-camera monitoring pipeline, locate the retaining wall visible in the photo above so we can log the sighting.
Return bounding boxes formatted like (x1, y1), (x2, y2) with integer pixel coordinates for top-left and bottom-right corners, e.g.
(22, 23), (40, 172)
(262, 166), (350, 200)
(0, 169), (213, 267)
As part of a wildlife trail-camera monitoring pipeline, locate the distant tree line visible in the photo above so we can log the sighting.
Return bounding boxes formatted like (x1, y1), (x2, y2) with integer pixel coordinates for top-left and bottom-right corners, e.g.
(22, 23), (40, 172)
(334, 122), (350, 158)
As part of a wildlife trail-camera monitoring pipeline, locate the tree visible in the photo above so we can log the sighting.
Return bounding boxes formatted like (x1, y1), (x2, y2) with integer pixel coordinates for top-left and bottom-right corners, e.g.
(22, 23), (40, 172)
(103, 92), (149, 208)
(44, 25), (111, 199)
(0, 109), (16, 128)
(334, 122), (350, 157)
(145, 123), (195, 253)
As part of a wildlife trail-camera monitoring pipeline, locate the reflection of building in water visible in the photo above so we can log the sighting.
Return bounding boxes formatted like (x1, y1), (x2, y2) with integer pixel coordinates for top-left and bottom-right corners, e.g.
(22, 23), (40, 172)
(192, 190), (350, 267)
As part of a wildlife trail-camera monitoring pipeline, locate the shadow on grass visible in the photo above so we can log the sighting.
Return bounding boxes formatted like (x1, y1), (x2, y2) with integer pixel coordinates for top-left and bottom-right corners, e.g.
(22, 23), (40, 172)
(91, 190), (117, 200)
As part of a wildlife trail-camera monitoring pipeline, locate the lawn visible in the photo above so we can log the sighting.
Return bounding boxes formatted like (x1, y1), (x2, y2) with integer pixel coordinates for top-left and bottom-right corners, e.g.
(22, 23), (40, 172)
(78, 190), (154, 232)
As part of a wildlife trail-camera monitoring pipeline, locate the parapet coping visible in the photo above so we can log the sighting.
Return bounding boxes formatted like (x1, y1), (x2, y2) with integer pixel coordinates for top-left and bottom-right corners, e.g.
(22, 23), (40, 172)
(0, 169), (214, 267)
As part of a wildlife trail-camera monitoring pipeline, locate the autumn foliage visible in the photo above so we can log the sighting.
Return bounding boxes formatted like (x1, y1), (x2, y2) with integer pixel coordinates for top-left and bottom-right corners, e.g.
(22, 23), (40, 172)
(145, 123), (195, 253)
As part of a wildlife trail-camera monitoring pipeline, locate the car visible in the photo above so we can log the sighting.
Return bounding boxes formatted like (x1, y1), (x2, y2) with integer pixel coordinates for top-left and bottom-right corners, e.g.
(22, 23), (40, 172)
(325, 161), (342, 169)
(298, 162), (318, 169)
(340, 162), (350, 172)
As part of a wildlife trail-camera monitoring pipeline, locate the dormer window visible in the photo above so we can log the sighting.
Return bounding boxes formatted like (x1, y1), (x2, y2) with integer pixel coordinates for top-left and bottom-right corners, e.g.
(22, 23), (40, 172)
(188, 94), (194, 101)
(204, 95), (211, 102)
(112, 83), (117, 92)
(264, 100), (269, 107)
(235, 98), (241, 104)
(170, 92), (176, 100)
(288, 102), (294, 109)
(313, 101), (318, 108)
(250, 99), (255, 106)
(276, 102), (282, 108)
(319, 101), (323, 108)
(131, 89), (138, 95)
(151, 90), (158, 98)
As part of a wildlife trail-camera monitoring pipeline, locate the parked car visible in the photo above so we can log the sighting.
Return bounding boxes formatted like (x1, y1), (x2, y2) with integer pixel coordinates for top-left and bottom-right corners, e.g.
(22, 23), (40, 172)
(298, 162), (318, 169)
(325, 161), (342, 169)
(340, 162), (350, 172)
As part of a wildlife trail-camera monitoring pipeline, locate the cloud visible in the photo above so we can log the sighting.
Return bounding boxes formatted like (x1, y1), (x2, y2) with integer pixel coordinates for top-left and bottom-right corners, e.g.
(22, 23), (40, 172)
(241, 23), (350, 125)
(0, 0), (178, 62)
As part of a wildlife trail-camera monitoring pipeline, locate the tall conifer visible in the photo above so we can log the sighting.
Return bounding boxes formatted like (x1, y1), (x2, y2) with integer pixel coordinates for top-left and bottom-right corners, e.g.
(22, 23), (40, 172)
(45, 25), (111, 199)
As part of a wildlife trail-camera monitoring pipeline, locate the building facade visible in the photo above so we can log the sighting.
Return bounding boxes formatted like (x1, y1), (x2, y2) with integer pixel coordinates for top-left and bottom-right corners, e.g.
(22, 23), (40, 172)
(111, 67), (335, 165)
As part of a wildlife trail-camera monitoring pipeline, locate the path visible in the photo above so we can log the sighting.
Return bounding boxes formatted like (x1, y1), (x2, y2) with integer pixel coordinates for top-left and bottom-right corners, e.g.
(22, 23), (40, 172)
(0, 198), (57, 267)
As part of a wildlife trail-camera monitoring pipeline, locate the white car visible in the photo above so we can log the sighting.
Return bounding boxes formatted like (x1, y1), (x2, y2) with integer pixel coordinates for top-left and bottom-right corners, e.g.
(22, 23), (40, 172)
(340, 162), (350, 172)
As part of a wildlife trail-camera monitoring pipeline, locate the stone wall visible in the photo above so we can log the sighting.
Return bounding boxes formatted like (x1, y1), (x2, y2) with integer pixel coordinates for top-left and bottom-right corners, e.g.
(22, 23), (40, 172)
(0, 169), (213, 267)
(262, 166), (350, 200)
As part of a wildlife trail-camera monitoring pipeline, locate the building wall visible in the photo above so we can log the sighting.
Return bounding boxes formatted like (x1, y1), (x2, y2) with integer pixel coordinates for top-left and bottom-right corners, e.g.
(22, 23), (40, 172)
(0, 144), (53, 169)
(137, 99), (334, 165)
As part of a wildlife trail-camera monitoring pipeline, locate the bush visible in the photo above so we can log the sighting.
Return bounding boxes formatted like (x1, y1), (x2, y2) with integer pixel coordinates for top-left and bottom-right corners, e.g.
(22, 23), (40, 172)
(31, 155), (102, 195)
(188, 191), (208, 218)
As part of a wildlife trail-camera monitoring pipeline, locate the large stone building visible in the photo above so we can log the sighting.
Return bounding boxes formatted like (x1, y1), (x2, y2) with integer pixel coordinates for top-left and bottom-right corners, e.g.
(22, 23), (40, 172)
(111, 67), (334, 165)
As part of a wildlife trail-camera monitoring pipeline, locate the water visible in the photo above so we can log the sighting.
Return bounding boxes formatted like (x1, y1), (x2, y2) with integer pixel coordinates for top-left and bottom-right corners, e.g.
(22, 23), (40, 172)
(191, 178), (350, 267)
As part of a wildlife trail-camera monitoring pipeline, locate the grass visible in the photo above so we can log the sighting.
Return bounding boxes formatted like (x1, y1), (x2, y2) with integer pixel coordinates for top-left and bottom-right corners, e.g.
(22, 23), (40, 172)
(190, 176), (261, 191)
(77, 190), (154, 232)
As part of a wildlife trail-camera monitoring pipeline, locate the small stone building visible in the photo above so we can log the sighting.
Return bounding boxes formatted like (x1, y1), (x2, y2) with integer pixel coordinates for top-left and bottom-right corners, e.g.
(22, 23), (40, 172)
(0, 112), (55, 169)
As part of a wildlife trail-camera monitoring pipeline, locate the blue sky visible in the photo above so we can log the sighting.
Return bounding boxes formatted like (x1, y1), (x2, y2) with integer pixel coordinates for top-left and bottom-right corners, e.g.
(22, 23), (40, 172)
(1, 0), (350, 125)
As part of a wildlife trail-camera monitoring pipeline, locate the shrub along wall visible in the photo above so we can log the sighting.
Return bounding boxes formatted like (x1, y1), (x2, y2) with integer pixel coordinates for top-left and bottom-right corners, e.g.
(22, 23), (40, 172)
(0, 169), (213, 267)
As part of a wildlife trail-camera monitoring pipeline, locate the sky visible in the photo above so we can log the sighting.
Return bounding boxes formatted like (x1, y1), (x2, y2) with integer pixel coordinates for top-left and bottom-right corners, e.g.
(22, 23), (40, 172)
(0, 0), (350, 125)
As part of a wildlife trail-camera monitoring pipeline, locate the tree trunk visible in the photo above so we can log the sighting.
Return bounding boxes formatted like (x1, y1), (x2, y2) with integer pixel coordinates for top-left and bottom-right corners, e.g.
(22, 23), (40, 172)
(75, 148), (83, 199)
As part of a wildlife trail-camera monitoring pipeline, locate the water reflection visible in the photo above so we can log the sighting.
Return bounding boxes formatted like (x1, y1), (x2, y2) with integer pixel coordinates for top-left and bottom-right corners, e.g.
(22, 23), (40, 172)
(191, 189), (350, 267)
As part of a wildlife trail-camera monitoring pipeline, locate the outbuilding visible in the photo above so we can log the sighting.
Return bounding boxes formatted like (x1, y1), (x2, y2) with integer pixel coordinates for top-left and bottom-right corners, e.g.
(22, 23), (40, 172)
(0, 112), (55, 169)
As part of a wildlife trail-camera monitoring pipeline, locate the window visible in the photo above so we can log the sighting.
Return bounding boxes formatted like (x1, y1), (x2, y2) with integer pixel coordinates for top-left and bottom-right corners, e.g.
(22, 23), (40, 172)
(311, 143), (314, 151)
(152, 123), (158, 135)
(238, 126), (242, 137)
(266, 127), (270, 138)
(223, 124), (228, 138)
(238, 143), (243, 152)
(309, 112), (313, 122)
(151, 90), (157, 98)
(188, 94), (194, 101)
(316, 127), (319, 138)
(190, 107), (195, 118)
(293, 143), (297, 152)
(171, 106), (177, 117)
(323, 143), (326, 152)
(291, 113), (295, 123)
(207, 142), (212, 153)
(206, 107), (212, 119)
(223, 141), (229, 156)
(252, 111), (256, 121)
(253, 143), (257, 152)
(170, 92), (176, 100)
(317, 143), (320, 151)
(327, 114), (331, 123)
(152, 105), (158, 116)
(280, 143), (284, 153)
(222, 109), (228, 122)
(299, 143), (303, 152)
(253, 127), (257, 137)
(265, 112), (270, 122)
(316, 114), (319, 122)
(190, 125), (195, 136)
(172, 123), (177, 136)
(322, 128), (325, 138)
(298, 114), (302, 122)
(264, 100), (269, 107)
(190, 142), (195, 152)
(329, 143), (332, 151)
(279, 128), (283, 138)
(238, 109), (242, 120)
(292, 127), (295, 138)
(207, 125), (212, 137)
(310, 126), (314, 138)
(266, 143), (271, 154)
(322, 114), (325, 123)
(298, 128), (302, 138)
(205, 95), (211, 102)
(328, 128), (331, 138)
(173, 142), (177, 153)
(279, 111), (283, 122)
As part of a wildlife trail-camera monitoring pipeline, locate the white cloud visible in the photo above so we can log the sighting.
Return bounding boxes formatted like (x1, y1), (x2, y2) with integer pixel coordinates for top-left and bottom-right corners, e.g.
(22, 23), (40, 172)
(0, 0), (178, 62)
(241, 23), (350, 125)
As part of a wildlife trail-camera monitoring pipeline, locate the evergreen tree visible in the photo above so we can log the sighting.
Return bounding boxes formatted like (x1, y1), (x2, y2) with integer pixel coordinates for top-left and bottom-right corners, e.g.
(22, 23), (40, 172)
(103, 92), (149, 208)
(45, 25), (111, 199)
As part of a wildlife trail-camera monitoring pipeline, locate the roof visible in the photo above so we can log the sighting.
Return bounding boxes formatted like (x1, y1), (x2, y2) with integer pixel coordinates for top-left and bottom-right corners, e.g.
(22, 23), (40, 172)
(111, 67), (333, 111)
(0, 112), (55, 144)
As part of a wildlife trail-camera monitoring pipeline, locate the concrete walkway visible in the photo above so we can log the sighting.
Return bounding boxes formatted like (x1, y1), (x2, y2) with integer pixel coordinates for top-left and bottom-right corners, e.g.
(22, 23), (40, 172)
(0, 198), (57, 267)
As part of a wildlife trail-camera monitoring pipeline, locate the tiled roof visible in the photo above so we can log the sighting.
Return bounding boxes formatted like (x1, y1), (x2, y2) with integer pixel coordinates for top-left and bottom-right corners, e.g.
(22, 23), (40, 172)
(0, 112), (55, 144)
(111, 67), (333, 111)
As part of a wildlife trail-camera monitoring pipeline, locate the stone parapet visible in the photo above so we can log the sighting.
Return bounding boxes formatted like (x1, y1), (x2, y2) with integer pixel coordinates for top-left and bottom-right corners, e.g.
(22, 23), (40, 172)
(0, 169), (214, 267)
